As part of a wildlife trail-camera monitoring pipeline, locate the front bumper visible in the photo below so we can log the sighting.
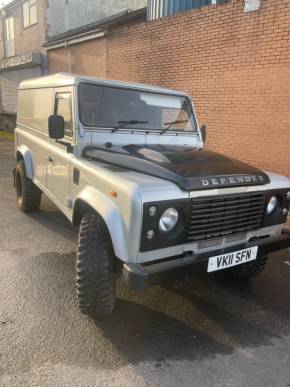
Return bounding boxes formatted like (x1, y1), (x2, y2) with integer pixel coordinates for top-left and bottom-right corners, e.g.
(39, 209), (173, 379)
(122, 230), (290, 291)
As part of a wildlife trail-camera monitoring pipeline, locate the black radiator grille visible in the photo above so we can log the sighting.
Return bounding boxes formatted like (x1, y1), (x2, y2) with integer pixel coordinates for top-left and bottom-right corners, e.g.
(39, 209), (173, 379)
(188, 192), (266, 241)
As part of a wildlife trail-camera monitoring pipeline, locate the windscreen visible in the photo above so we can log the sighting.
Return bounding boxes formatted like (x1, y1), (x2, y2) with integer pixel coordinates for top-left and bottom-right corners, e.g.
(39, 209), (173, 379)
(78, 83), (197, 133)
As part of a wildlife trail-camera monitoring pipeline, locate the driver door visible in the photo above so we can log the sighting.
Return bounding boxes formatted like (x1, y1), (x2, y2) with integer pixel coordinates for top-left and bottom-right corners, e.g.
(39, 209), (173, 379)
(46, 88), (74, 211)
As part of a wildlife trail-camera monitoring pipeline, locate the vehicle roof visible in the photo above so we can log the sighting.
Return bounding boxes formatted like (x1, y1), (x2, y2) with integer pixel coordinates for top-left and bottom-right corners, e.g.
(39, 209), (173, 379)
(18, 73), (188, 96)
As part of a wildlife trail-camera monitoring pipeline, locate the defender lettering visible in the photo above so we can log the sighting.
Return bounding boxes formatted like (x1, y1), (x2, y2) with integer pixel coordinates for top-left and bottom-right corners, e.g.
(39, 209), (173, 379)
(201, 175), (265, 187)
(13, 73), (290, 316)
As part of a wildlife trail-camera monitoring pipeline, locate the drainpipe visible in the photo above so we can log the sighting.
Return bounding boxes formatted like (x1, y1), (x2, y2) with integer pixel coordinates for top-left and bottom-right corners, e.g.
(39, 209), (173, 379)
(64, 39), (72, 72)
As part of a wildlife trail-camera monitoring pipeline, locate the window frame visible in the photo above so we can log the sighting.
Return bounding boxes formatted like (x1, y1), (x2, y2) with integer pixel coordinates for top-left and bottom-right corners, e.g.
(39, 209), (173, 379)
(22, 0), (37, 29)
(77, 82), (198, 134)
(54, 92), (73, 139)
(3, 16), (15, 58)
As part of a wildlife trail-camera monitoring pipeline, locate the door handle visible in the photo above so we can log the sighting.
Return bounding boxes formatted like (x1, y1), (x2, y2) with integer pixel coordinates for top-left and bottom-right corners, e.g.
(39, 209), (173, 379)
(47, 156), (54, 163)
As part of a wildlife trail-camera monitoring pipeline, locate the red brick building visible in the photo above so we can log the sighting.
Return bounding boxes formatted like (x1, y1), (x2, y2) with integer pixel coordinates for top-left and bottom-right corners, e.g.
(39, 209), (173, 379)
(46, 0), (290, 178)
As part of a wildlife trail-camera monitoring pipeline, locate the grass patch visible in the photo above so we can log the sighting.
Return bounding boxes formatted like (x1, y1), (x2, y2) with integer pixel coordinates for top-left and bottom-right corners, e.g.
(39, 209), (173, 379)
(0, 131), (14, 141)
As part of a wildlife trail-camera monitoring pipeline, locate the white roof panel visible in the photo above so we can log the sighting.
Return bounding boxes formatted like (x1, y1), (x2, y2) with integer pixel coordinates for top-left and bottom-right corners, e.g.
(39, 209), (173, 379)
(19, 72), (188, 96)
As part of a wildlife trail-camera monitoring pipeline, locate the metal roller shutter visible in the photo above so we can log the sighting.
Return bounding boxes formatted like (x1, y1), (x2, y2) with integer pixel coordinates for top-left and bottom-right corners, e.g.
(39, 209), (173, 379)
(0, 66), (41, 113)
(147, 0), (227, 20)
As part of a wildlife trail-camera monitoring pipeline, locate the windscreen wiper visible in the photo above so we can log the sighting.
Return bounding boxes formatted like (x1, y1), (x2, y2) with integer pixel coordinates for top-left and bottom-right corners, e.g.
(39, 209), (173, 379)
(112, 120), (149, 132)
(161, 119), (189, 134)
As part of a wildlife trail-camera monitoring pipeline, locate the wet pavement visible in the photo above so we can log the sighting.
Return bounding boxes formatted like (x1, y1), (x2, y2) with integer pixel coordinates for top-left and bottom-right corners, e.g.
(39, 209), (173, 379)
(0, 138), (290, 387)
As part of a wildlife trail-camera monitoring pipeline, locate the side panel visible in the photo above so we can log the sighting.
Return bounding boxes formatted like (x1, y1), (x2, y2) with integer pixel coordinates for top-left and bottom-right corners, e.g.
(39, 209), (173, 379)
(16, 87), (55, 187)
(15, 127), (50, 187)
(15, 126), (75, 220)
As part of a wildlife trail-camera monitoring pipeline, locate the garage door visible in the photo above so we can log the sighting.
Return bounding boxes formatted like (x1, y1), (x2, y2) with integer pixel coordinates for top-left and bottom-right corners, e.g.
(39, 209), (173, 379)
(0, 66), (41, 113)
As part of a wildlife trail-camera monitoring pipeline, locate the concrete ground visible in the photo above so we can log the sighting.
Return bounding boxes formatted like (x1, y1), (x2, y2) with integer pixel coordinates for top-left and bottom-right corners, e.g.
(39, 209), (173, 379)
(0, 138), (290, 387)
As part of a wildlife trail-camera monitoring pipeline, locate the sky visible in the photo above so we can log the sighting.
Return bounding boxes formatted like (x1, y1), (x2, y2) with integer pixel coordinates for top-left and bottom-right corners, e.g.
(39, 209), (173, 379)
(1, 0), (13, 7)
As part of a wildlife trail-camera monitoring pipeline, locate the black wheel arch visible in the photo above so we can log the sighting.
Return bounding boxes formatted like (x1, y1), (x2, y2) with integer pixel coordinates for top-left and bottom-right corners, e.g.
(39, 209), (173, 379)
(73, 199), (97, 226)
(73, 199), (122, 272)
(16, 151), (24, 162)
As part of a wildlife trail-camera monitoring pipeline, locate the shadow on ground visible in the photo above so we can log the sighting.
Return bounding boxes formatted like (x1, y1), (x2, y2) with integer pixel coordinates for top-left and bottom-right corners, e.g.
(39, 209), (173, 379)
(12, 237), (289, 370)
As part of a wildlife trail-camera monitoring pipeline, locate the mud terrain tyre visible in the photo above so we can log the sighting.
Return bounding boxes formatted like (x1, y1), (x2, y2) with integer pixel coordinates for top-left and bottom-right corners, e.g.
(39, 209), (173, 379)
(76, 212), (116, 316)
(225, 254), (269, 279)
(15, 160), (42, 213)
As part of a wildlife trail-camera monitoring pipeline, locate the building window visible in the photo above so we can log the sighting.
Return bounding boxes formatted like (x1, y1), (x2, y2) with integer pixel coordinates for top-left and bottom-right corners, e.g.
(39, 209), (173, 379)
(23, 0), (37, 28)
(3, 16), (15, 57)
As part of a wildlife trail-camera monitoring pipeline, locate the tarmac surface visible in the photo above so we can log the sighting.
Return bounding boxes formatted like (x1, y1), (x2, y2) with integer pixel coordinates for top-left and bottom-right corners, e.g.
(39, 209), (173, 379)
(0, 138), (290, 387)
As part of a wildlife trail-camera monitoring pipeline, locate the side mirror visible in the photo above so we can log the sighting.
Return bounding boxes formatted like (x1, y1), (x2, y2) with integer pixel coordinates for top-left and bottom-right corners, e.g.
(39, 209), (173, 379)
(48, 115), (65, 140)
(200, 125), (207, 143)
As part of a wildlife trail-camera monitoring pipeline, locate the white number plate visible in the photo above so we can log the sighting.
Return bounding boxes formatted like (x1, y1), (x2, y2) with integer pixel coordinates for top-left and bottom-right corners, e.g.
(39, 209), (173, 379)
(207, 246), (258, 273)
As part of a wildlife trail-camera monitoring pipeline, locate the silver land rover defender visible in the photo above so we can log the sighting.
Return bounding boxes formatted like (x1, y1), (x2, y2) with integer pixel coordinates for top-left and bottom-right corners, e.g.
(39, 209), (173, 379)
(14, 73), (290, 316)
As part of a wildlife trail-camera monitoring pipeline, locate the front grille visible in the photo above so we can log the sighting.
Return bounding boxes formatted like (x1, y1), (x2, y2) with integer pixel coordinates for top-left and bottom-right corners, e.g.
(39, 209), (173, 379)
(196, 232), (247, 250)
(188, 192), (266, 241)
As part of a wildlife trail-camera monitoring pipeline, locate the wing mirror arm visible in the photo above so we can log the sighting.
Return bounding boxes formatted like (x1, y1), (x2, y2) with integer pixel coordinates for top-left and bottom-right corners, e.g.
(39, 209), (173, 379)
(56, 139), (74, 153)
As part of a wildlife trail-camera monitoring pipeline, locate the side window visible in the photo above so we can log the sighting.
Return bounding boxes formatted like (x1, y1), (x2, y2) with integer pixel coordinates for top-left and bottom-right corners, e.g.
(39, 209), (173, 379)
(55, 93), (73, 138)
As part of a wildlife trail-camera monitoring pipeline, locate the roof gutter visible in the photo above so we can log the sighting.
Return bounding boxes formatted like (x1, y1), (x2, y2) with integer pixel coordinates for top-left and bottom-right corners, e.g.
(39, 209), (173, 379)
(43, 7), (146, 50)
(44, 30), (106, 50)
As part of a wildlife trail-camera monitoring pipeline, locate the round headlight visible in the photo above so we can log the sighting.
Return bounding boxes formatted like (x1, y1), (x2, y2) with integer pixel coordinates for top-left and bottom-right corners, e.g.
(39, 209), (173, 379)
(159, 208), (179, 233)
(267, 196), (277, 215)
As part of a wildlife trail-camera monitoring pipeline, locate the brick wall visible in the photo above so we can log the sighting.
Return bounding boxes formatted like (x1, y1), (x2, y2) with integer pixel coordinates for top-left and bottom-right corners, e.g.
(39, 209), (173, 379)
(47, 0), (290, 178)
(107, 0), (290, 178)
(47, 38), (108, 78)
(47, 47), (70, 73)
